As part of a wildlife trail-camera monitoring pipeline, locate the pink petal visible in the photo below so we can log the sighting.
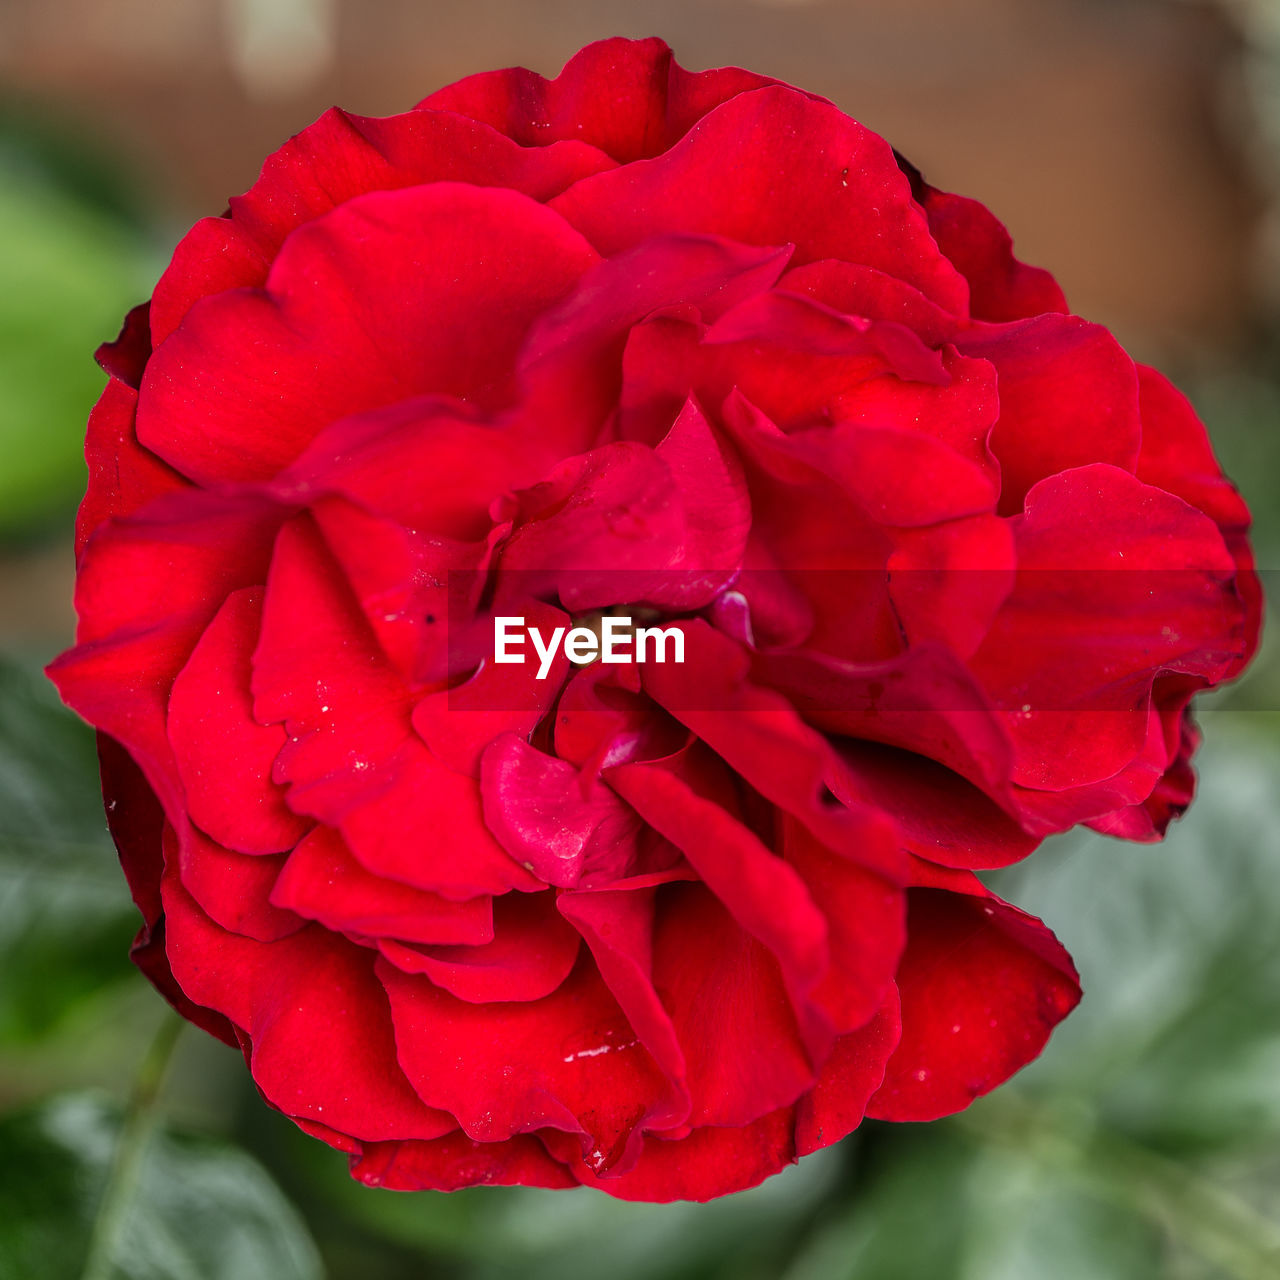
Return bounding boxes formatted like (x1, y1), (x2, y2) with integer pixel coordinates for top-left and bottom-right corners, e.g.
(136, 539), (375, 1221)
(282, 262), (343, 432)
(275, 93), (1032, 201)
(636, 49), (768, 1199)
(481, 734), (642, 888)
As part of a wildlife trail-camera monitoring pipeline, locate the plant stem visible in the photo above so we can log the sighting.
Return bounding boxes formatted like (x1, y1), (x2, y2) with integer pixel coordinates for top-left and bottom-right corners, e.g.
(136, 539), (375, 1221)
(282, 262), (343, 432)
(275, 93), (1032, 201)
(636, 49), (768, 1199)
(80, 1011), (184, 1280)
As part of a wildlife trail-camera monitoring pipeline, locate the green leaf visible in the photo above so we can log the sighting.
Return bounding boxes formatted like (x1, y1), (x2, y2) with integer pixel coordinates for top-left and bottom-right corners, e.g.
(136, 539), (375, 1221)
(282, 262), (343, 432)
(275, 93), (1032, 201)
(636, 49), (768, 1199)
(0, 658), (136, 1043)
(0, 1092), (323, 1280)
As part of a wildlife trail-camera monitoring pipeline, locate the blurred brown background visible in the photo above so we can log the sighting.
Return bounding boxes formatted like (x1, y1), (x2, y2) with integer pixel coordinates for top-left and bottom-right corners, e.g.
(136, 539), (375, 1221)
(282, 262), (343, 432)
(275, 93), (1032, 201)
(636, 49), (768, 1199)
(0, 0), (1275, 647)
(0, 0), (1268, 338)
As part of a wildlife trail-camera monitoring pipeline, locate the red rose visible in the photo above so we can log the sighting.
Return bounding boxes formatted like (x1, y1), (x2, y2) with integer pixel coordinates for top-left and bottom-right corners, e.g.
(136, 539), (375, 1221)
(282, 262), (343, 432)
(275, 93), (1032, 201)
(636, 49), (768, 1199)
(50, 37), (1257, 1201)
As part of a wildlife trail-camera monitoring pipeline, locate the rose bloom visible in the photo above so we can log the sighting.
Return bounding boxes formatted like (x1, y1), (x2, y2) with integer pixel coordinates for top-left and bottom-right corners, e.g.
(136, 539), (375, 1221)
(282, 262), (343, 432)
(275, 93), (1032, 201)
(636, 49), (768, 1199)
(50, 38), (1258, 1201)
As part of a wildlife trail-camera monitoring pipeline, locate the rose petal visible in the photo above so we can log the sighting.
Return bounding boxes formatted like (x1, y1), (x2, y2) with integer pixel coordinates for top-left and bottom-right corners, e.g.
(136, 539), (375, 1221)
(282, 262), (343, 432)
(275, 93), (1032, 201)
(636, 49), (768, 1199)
(868, 884), (1080, 1121)
(163, 868), (455, 1141)
(420, 36), (779, 163)
(168, 586), (309, 855)
(351, 1130), (575, 1191)
(378, 950), (675, 1172)
(551, 85), (968, 311)
(269, 825), (494, 946)
(958, 314), (1141, 514)
(377, 890), (580, 1004)
(140, 184), (599, 485)
(150, 107), (614, 345)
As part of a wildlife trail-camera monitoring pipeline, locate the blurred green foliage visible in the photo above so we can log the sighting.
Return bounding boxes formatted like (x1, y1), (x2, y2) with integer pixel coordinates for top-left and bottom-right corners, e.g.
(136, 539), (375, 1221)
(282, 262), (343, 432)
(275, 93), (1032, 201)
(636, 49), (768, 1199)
(0, 1093), (322, 1280)
(0, 104), (157, 542)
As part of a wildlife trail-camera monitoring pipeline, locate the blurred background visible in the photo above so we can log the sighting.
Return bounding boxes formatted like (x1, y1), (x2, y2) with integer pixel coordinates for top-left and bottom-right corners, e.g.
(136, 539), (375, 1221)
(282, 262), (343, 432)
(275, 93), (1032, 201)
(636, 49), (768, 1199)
(0, 2), (1278, 1277)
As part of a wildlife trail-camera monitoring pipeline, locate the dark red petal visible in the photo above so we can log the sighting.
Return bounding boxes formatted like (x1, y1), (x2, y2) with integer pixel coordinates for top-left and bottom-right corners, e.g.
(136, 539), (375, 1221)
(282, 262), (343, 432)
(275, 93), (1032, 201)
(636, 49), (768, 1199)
(957, 314), (1141, 515)
(149, 217), (270, 350)
(76, 377), (189, 557)
(255, 514), (535, 891)
(378, 951), (678, 1172)
(868, 886), (1080, 1121)
(350, 1131), (575, 1191)
(607, 756), (830, 1041)
(794, 993), (900, 1156)
(886, 516), (1014, 659)
(139, 184), (599, 485)
(274, 398), (554, 541)
(269, 826), (494, 946)
(569, 1107), (798, 1202)
(518, 234), (791, 455)
(168, 586), (309, 855)
(918, 182), (1068, 322)
(970, 464), (1244, 793)
(1135, 365), (1253, 537)
(755, 641), (1020, 815)
(252, 513), (412, 806)
(97, 733), (165, 925)
(832, 738), (1038, 869)
(496, 441), (686, 609)
(817, 347), (1000, 482)
(94, 301), (152, 388)
(557, 888), (688, 1103)
(95, 734), (238, 1044)
(419, 36), (779, 163)
(552, 661), (690, 776)
(163, 867), (454, 1140)
(1088, 680), (1200, 840)
(706, 290), (948, 387)
(643, 395), (751, 605)
(643, 621), (908, 880)
(378, 890), (580, 1003)
(551, 85), (968, 312)
(343, 741), (541, 899)
(778, 259), (959, 346)
(780, 420), (996, 528)
(412, 598), (570, 777)
(307, 496), (470, 679)
(781, 819), (905, 1034)
(50, 494), (281, 819)
(715, 394), (902, 659)
(166, 821), (301, 943)
(648, 883), (815, 1128)
(150, 107), (614, 345)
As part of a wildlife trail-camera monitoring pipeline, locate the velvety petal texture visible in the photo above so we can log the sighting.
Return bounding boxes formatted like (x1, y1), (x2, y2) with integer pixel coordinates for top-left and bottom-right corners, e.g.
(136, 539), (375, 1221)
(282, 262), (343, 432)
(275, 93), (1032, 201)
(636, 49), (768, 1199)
(50, 37), (1257, 1203)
